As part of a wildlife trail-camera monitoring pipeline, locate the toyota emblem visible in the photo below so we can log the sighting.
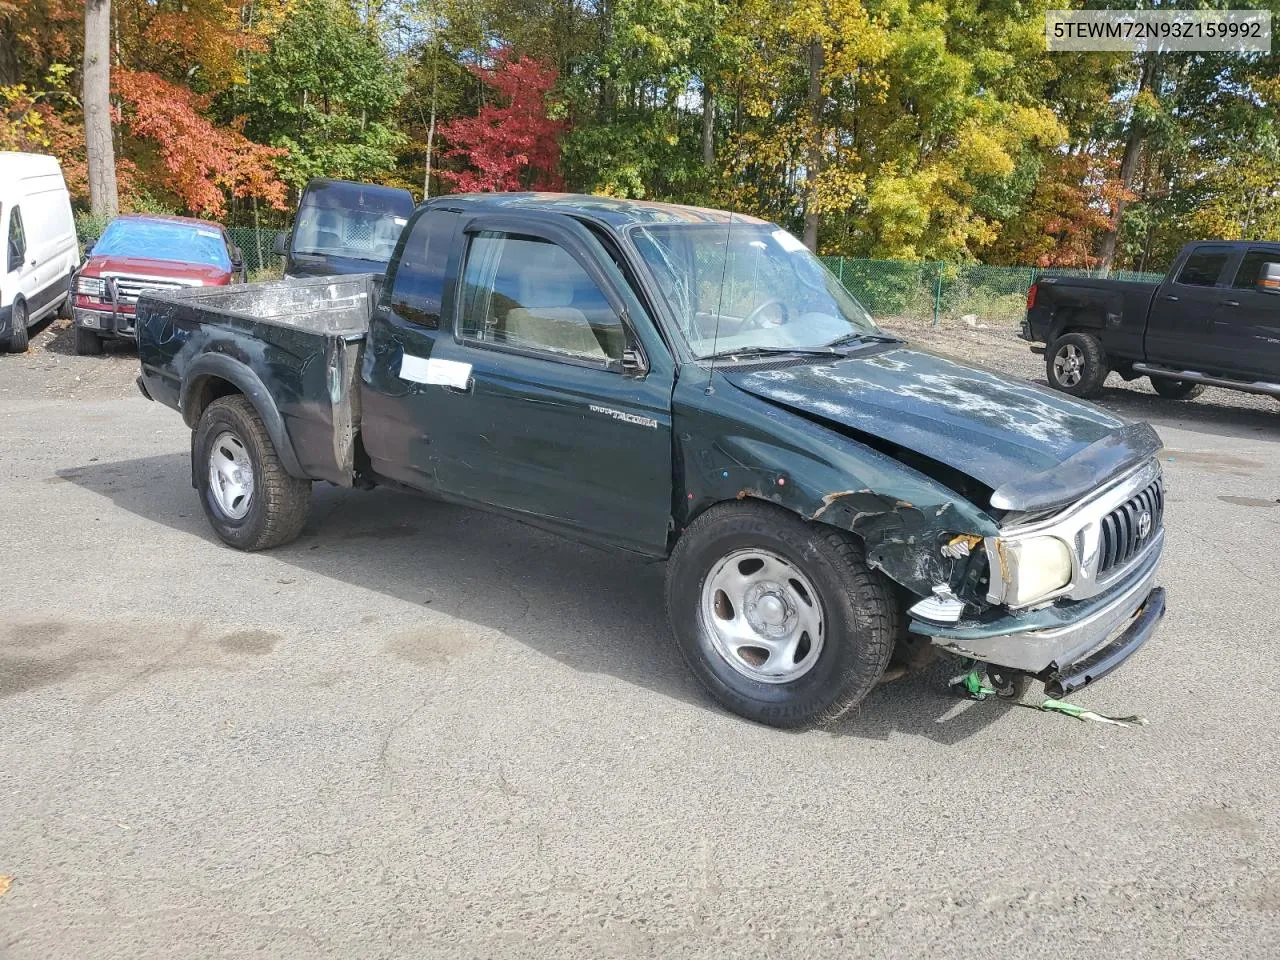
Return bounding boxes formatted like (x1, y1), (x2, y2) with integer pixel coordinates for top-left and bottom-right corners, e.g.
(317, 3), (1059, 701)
(1136, 510), (1152, 539)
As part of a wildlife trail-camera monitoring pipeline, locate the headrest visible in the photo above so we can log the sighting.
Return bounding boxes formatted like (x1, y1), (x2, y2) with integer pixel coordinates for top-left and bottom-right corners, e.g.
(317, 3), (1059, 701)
(517, 242), (579, 309)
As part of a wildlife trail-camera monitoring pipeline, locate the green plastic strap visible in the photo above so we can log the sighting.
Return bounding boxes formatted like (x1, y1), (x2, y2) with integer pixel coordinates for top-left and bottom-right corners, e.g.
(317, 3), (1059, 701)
(951, 667), (1148, 727)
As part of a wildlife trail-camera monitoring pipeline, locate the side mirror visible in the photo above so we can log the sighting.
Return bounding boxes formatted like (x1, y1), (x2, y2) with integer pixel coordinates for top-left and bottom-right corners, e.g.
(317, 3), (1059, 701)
(1258, 262), (1280, 295)
(272, 233), (288, 257)
(83, 241), (95, 256)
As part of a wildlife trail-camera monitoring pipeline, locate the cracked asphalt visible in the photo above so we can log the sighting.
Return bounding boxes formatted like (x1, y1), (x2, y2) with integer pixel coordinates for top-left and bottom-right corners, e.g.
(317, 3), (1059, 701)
(2, 320), (1279, 958)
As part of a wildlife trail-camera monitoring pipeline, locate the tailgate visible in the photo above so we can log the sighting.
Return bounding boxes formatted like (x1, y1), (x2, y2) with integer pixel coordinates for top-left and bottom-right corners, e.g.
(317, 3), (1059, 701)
(137, 275), (375, 487)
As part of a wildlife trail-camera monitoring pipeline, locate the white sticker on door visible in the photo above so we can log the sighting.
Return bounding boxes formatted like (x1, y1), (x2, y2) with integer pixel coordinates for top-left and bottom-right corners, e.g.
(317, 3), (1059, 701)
(399, 353), (472, 389)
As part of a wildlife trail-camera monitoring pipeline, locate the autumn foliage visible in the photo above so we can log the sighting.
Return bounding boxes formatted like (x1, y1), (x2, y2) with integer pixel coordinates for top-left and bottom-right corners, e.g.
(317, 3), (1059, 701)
(987, 155), (1135, 270)
(113, 70), (288, 217)
(438, 50), (565, 193)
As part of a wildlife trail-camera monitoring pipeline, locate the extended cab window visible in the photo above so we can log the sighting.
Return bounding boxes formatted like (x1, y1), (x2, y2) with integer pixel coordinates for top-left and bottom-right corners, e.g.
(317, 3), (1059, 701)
(1232, 250), (1275, 289)
(458, 232), (623, 363)
(1175, 248), (1230, 287)
(7, 206), (25, 272)
(387, 209), (458, 328)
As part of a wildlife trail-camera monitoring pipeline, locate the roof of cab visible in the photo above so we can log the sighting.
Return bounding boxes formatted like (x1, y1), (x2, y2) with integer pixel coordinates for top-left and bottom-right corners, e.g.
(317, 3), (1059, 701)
(305, 178), (413, 197)
(425, 192), (772, 229)
(109, 213), (228, 231)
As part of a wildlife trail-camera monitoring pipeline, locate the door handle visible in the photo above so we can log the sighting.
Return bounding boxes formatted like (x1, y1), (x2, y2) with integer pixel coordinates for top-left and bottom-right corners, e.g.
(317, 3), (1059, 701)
(1220, 299), (1240, 307)
(1163, 295), (1179, 302)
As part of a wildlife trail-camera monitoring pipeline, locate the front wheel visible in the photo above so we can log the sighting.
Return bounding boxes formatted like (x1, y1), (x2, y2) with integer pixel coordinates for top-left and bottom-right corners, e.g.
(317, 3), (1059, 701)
(193, 395), (311, 550)
(74, 325), (103, 356)
(666, 502), (896, 728)
(1150, 377), (1204, 401)
(1046, 332), (1108, 398)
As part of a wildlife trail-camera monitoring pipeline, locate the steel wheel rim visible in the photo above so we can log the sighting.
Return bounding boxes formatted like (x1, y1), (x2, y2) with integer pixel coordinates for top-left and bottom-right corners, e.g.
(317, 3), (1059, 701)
(1053, 343), (1084, 386)
(208, 430), (254, 520)
(700, 548), (825, 684)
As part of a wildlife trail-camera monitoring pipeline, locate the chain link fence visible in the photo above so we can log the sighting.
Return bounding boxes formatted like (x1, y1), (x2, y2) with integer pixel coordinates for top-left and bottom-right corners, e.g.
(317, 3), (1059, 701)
(226, 227), (286, 275)
(820, 257), (1164, 326)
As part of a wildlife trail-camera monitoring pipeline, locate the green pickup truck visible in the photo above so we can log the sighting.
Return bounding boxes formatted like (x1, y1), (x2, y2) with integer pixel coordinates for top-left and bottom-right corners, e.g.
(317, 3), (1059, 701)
(135, 193), (1167, 727)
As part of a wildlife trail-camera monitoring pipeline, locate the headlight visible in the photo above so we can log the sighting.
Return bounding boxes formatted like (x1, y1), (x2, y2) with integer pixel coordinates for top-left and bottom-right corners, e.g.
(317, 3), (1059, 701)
(76, 276), (105, 298)
(991, 535), (1073, 608)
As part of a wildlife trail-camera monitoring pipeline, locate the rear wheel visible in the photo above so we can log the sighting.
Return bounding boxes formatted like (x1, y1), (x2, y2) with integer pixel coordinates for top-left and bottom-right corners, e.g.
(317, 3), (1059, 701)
(74, 325), (103, 356)
(1150, 377), (1204, 401)
(666, 501), (896, 728)
(1046, 332), (1108, 398)
(6, 299), (29, 353)
(194, 395), (311, 550)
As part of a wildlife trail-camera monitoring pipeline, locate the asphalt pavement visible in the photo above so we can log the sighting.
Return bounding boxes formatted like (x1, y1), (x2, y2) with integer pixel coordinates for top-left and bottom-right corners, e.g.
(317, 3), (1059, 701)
(1, 323), (1278, 958)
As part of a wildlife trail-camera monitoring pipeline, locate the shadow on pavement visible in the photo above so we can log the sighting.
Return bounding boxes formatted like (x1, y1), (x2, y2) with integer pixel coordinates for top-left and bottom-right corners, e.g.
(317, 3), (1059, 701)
(60, 452), (1010, 744)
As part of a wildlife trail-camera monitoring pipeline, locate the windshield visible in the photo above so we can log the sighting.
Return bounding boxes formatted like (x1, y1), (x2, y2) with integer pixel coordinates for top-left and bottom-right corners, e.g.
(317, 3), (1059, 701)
(94, 219), (231, 270)
(292, 181), (414, 263)
(630, 222), (879, 358)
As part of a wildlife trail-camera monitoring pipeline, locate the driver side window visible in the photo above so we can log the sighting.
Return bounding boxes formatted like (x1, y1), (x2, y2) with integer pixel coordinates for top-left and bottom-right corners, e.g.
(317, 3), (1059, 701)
(7, 206), (25, 273)
(458, 231), (624, 363)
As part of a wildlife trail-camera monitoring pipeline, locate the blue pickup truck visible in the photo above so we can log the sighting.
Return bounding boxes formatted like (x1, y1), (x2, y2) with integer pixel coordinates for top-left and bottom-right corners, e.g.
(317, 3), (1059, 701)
(136, 193), (1168, 727)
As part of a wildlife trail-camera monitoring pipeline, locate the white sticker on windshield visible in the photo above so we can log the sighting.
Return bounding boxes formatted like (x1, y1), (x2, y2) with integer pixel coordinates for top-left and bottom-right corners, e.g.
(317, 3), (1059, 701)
(771, 229), (807, 253)
(399, 353), (472, 389)
(197, 228), (221, 238)
(393, 217), (408, 227)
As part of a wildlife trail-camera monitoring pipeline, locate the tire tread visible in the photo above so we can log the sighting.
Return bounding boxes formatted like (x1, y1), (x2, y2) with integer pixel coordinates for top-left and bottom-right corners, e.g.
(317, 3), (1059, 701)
(1047, 331), (1108, 398)
(666, 500), (897, 729)
(199, 396), (310, 550)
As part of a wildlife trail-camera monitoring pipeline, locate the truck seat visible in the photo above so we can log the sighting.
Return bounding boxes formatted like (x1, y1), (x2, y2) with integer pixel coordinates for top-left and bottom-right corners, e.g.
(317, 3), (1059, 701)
(505, 256), (608, 360)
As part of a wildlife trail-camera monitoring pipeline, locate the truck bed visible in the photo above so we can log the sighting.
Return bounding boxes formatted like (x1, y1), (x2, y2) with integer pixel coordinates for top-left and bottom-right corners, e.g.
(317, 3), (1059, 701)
(1023, 275), (1159, 358)
(136, 275), (378, 487)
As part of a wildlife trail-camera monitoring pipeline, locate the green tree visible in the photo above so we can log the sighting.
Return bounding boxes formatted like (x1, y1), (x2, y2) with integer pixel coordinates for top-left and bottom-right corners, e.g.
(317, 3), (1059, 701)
(238, 0), (407, 191)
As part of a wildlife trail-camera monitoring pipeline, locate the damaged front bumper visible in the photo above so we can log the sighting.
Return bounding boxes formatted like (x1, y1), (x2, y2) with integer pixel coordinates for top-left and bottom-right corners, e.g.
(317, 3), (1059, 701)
(911, 539), (1165, 696)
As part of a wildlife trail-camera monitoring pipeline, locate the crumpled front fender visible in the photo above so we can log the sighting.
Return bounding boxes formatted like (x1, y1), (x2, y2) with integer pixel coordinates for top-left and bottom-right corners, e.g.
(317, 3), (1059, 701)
(674, 376), (998, 597)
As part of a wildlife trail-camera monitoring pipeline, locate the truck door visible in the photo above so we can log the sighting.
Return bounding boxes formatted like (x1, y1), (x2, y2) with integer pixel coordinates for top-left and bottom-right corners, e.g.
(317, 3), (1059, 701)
(1144, 244), (1235, 368)
(363, 209), (676, 557)
(1213, 247), (1280, 379)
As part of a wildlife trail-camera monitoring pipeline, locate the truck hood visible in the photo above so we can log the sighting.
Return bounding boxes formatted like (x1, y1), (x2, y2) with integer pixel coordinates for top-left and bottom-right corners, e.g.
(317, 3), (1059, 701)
(81, 256), (230, 285)
(723, 345), (1160, 513)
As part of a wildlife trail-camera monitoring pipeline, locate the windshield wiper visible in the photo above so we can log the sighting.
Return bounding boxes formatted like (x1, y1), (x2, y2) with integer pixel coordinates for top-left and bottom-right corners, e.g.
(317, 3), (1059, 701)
(704, 345), (840, 361)
(820, 332), (902, 349)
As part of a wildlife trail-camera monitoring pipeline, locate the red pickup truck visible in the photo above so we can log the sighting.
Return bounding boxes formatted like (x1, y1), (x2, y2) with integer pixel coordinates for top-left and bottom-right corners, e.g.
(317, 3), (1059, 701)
(73, 214), (243, 355)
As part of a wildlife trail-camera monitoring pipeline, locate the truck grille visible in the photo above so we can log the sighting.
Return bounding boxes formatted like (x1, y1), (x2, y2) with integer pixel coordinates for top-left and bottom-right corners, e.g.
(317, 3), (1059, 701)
(1098, 475), (1164, 575)
(104, 275), (192, 304)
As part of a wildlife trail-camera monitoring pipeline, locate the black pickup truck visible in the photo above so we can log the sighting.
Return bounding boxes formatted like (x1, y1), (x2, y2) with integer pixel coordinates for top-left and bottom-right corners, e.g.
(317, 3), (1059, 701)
(136, 193), (1168, 728)
(1023, 240), (1280, 401)
(272, 178), (415, 279)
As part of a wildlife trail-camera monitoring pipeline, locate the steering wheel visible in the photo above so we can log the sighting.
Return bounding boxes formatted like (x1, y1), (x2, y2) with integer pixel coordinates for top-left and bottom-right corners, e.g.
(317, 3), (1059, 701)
(739, 297), (789, 332)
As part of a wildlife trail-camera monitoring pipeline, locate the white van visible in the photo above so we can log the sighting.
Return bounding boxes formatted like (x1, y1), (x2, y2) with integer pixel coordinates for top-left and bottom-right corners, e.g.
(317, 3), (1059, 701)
(1, 152), (79, 353)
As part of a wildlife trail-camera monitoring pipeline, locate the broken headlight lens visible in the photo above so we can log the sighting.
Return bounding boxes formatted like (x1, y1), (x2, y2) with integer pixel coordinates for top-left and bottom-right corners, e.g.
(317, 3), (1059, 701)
(76, 276), (105, 298)
(994, 535), (1073, 608)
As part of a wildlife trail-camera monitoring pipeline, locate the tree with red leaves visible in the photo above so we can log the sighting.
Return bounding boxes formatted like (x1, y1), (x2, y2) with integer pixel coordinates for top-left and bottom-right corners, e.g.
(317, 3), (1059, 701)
(438, 49), (565, 193)
(114, 70), (288, 218)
